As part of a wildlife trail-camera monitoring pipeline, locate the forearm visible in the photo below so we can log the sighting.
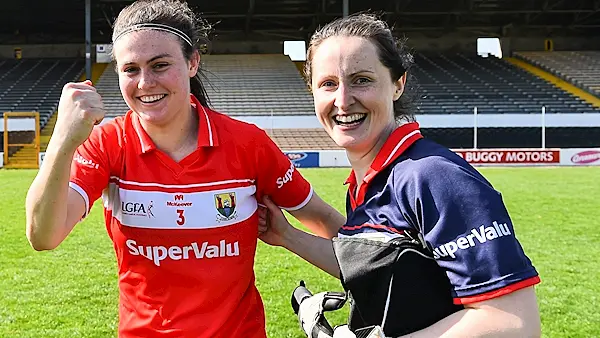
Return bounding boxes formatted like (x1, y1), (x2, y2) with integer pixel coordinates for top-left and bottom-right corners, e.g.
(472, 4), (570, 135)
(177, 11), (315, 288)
(25, 141), (75, 250)
(290, 193), (346, 239)
(399, 289), (541, 338)
(283, 227), (340, 278)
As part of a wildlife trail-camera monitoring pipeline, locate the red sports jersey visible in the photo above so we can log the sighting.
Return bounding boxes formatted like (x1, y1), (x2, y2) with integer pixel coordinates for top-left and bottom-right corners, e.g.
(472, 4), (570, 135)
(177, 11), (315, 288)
(69, 95), (312, 338)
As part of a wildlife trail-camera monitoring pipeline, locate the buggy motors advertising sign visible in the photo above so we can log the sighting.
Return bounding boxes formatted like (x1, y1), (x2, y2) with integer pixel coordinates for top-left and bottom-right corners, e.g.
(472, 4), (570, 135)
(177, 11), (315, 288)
(452, 149), (560, 165)
(560, 148), (600, 166)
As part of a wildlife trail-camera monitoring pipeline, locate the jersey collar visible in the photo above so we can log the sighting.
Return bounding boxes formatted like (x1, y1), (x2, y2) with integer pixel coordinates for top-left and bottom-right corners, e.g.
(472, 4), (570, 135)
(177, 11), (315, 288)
(132, 94), (219, 154)
(345, 122), (423, 207)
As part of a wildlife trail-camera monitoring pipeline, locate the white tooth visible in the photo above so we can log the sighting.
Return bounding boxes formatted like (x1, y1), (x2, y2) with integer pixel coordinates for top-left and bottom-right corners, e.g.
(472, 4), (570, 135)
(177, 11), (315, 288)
(141, 94), (164, 103)
(335, 113), (365, 123)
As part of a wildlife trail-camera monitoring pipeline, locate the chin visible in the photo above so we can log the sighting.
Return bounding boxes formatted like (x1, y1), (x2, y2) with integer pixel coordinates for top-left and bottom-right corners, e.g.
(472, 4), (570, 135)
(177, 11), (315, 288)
(332, 135), (362, 150)
(136, 109), (171, 124)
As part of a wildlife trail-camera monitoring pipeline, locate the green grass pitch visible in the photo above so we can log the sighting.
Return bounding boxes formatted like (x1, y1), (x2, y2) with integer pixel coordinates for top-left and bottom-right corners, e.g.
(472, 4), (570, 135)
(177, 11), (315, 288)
(0, 167), (599, 337)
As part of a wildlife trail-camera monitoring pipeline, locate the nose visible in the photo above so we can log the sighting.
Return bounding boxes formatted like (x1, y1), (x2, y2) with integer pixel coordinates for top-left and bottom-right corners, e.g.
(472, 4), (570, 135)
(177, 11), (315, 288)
(137, 69), (156, 90)
(334, 83), (355, 111)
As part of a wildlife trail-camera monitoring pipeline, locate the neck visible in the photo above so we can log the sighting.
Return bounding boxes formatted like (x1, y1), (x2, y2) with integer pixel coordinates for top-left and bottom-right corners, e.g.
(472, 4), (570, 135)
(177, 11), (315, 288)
(140, 105), (198, 162)
(347, 123), (396, 184)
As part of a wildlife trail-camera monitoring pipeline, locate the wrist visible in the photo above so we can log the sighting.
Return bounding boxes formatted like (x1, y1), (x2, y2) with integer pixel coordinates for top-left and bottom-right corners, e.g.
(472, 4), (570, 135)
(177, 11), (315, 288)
(44, 139), (77, 165)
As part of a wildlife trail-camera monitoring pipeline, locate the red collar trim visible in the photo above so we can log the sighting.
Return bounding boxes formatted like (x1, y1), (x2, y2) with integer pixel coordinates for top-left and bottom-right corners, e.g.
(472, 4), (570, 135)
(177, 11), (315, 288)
(344, 122), (423, 208)
(132, 94), (218, 154)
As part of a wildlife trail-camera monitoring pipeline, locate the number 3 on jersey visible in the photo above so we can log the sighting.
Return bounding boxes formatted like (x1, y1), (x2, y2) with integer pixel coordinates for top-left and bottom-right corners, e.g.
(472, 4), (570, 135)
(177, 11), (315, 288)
(176, 209), (185, 226)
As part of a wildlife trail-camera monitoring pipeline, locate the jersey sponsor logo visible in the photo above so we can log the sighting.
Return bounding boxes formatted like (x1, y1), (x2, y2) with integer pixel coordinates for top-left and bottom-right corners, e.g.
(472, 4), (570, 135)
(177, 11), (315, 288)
(126, 239), (240, 267)
(121, 201), (155, 218)
(276, 162), (295, 189)
(432, 221), (511, 259)
(166, 194), (193, 207)
(215, 192), (237, 222)
(74, 153), (100, 169)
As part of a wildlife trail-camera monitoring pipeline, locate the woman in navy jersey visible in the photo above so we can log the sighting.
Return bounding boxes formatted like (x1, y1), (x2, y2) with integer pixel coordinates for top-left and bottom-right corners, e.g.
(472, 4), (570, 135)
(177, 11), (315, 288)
(259, 13), (542, 338)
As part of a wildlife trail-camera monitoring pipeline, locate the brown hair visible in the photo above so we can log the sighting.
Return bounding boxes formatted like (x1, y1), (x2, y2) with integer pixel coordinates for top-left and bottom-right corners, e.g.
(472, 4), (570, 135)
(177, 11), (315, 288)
(305, 13), (418, 122)
(112, 0), (212, 107)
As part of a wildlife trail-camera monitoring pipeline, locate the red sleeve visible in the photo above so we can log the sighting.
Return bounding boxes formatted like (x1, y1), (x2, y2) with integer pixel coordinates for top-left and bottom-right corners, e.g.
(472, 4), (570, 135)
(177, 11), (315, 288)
(253, 129), (313, 210)
(69, 123), (119, 217)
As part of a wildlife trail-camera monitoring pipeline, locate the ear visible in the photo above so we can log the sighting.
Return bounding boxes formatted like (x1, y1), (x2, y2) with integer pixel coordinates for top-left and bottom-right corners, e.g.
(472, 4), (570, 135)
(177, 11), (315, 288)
(393, 72), (407, 101)
(188, 50), (200, 77)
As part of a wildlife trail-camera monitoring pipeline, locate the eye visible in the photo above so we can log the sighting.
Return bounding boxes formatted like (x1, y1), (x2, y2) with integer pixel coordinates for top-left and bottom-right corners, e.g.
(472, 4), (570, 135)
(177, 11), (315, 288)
(153, 62), (169, 69)
(355, 77), (371, 85)
(320, 80), (337, 88)
(123, 66), (139, 74)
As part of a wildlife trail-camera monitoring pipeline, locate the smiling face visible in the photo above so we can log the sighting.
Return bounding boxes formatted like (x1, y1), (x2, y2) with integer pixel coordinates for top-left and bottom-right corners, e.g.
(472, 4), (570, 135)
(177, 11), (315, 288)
(112, 29), (199, 126)
(310, 36), (405, 154)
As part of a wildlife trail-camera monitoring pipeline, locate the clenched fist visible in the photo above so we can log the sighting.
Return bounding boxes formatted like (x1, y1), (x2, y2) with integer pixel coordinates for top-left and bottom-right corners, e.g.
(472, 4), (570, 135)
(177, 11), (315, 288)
(51, 80), (106, 152)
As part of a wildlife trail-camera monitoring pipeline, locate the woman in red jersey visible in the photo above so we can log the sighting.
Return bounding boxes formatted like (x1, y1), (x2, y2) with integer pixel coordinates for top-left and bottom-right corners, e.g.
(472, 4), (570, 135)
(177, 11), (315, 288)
(24, 1), (344, 337)
(259, 13), (542, 338)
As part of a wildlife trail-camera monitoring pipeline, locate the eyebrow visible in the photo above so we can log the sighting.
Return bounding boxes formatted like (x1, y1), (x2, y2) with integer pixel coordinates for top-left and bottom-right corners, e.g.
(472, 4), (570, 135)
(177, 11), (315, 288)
(123, 53), (172, 66)
(350, 70), (375, 76)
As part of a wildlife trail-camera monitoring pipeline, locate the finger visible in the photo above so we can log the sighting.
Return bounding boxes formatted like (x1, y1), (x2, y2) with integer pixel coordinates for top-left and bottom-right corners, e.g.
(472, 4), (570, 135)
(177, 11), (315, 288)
(258, 224), (267, 234)
(262, 195), (281, 213)
(65, 82), (97, 92)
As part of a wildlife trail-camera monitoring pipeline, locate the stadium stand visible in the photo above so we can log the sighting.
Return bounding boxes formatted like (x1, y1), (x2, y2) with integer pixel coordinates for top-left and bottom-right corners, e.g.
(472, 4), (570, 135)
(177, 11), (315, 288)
(0, 58), (84, 128)
(412, 53), (598, 115)
(96, 52), (597, 118)
(89, 52), (599, 150)
(513, 51), (600, 97)
(265, 128), (341, 150)
(96, 54), (315, 117)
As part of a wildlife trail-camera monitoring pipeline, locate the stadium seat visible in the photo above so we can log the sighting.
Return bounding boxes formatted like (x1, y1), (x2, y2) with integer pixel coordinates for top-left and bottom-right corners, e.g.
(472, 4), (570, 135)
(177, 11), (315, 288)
(0, 58), (85, 129)
(96, 54), (315, 117)
(514, 51), (600, 97)
(412, 53), (598, 115)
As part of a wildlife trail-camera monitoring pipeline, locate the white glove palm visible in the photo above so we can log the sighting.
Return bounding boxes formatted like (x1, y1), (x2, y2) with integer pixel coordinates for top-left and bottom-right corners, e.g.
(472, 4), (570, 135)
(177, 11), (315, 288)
(298, 291), (347, 338)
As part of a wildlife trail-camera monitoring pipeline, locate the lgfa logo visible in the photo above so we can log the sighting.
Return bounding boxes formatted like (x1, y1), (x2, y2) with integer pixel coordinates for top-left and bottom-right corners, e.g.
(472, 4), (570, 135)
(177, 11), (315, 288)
(121, 201), (155, 218)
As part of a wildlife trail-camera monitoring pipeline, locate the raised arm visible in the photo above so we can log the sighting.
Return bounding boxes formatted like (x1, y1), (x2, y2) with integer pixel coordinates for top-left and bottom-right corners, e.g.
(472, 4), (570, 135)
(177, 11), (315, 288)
(25, 81), (106, 250)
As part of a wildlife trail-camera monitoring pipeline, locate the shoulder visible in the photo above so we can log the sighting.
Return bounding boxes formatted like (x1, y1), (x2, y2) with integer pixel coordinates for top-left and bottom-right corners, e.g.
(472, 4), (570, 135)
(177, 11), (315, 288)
(392, 138), (494, 192)
(95, 115), (127, 139)
(206, 107), (272, 143)
(81, 114), (128, 157)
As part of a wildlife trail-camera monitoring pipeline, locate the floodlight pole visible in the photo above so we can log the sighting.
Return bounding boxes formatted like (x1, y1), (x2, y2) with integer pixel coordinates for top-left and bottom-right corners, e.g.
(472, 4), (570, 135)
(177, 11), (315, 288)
(473, 106), (478, 149)
(541, 106), (546, 149)
(343, 0), (349, 17)
(85, 0), (92, 81)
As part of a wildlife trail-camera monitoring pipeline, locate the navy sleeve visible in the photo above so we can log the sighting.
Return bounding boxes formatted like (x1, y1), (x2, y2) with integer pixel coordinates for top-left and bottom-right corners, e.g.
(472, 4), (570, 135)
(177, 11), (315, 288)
(394, 155), (540, 304)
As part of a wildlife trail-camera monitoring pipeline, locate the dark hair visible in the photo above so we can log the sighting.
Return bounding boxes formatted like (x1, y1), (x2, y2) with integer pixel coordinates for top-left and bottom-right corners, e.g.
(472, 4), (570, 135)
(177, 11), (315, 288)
(305, 13), (418, 123)
(112, 0), (212, 107)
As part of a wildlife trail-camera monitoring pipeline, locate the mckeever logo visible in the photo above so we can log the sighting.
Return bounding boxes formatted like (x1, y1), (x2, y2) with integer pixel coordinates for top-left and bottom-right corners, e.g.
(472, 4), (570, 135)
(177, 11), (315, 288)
(166, 194), (193, 207)
(433, 221), (511, 259)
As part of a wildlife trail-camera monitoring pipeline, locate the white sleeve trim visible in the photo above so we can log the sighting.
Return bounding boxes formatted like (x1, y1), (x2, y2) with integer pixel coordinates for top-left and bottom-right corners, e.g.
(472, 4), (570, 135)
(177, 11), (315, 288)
(282, 184), (314, 211)
(69, 182), (90, 218)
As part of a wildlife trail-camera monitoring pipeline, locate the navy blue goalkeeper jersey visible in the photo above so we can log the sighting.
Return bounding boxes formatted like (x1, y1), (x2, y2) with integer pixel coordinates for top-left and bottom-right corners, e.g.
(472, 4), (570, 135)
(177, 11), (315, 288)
(340, 122), (540, 305)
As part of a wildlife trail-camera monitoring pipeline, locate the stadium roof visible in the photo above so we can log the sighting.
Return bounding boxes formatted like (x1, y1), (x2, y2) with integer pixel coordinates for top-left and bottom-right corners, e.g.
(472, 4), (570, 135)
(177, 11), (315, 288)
(1, 0), (599, 43)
